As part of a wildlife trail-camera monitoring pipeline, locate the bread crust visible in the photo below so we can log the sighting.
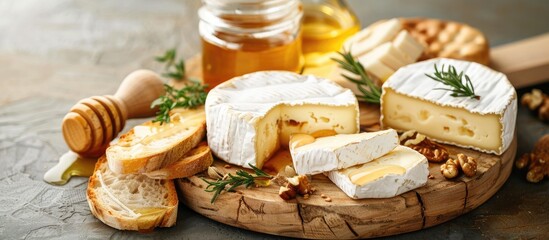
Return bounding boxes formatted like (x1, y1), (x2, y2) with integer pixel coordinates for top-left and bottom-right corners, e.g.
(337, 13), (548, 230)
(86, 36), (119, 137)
(87, 156), (178, 231)
(145, 142), (213, 179)
(106, 120), (206, 174)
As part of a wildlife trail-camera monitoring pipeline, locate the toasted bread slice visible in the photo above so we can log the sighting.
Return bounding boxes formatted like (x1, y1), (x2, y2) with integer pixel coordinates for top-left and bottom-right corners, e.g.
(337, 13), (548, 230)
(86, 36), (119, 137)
(87, 156), (178, 231)
(106, 107), (205, 174)
(145, 142), (213, 179)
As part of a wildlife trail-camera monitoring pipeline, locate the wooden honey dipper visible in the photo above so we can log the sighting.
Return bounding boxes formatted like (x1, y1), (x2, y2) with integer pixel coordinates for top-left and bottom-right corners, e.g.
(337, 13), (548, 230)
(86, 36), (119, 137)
(62, 69), (165, 157)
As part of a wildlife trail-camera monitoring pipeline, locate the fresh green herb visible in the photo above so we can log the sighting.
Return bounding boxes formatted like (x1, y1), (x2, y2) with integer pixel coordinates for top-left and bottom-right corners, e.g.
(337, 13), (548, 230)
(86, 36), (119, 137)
(202, 164), (273, 203)
(151, 48), (208, 124)
(150, 82), (208, 124)
(425, 64), (480, 100)
(332, 50), (382, 104)
(155, 48), (187, 81)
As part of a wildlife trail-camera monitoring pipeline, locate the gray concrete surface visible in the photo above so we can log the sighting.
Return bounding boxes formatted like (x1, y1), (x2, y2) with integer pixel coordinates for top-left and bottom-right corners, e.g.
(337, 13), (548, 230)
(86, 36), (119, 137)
(0, 0), (548, 239)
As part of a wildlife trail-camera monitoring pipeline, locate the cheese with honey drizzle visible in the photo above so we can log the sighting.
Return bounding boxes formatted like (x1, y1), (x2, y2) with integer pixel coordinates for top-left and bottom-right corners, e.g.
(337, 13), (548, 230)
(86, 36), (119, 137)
(289, 129), (398, 175)
(327, 145), (429, 199)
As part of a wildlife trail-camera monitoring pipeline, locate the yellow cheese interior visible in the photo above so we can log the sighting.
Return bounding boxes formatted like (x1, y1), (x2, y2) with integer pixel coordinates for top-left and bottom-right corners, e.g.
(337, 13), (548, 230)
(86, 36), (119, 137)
(255, 104), (358, 168)
(346, 165), (406, 185)
(382, 89), (502, 152)
(338, 146), (423, 186)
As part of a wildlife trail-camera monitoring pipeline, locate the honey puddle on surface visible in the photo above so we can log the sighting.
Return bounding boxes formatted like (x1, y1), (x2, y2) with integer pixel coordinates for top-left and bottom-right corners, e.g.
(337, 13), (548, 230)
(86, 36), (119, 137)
(44, 151), (97, 185)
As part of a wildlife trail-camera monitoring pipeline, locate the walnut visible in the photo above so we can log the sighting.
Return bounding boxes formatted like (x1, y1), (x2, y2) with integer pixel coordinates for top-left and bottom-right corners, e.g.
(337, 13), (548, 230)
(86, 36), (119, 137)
(440, 159), (459, 179)
(400, 130), (449, 163)
(279, 175), (314, 201)
(272, 166), (298, 186)
(539, 97), (549, 121)
(282, 165), (297, 178)
(271, 175), (288, 186)
(522, 89), (543, 109)
(287, 175), (313, 195)
(457, 153), (477, 177)
(521, 89), (549, 122)
(207, 166), (225, 180)
(278, 186), (297, 200)
(515, 134), (549, 183)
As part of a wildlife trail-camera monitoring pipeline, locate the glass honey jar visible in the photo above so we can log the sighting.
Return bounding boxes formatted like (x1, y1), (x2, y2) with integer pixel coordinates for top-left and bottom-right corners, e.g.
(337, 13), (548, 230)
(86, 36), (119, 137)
(301, 0), (360, 67)
(199, 0), (304, 89)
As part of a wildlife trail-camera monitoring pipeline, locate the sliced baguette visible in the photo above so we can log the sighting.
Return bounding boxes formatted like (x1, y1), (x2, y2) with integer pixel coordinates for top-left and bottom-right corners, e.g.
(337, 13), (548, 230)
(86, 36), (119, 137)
(106, 107), (206, 174)
(87, 156), (178, 231)
(145, 142), (213, 179)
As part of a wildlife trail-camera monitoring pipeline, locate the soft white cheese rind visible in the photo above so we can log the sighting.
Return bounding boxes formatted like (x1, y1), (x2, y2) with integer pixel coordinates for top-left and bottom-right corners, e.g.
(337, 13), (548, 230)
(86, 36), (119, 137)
(206, 71), (360, 168)
(327, 145), (429, 199)
(291, 130), (398, 175)
(380, 58), (517, 155)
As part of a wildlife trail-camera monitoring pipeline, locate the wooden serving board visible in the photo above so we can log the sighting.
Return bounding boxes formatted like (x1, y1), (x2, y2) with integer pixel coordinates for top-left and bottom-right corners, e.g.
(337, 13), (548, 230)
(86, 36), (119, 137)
(176, 104), (517, 239)
(175, 55), (517, 239)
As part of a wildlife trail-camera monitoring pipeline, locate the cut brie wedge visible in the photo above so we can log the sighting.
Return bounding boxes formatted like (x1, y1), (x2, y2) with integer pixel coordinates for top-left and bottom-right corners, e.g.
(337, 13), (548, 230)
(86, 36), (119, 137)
(381, 58), (517, 155)
(327, 145), (429, 199)
(290, 130), (398, 175)
(206, 71), (360, 169)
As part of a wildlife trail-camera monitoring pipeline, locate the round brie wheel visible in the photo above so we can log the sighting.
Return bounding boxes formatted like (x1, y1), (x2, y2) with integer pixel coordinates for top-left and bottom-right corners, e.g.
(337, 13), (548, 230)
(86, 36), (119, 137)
(205, 71), (360, 168)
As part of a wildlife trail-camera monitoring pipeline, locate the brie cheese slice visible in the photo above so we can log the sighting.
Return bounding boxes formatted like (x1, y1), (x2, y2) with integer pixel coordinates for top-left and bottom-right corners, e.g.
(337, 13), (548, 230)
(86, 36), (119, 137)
(327, 145), (429, 199)
(290, 129), (398, 175)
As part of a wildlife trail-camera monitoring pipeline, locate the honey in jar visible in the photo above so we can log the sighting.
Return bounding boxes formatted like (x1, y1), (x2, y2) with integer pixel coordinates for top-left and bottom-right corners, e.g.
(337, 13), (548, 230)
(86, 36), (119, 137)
(199, 0), (304, 89)
(301, 0), (360, 67)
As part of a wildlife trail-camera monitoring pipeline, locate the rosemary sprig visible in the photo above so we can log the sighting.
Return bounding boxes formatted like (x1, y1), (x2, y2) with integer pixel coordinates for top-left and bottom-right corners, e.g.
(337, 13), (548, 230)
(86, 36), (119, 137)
(202, 164), (273, 203)
(332, 50), (382, 104)
(151, 48), (208, 124)
(155, 48), (186, 81)
(150, 82), (208, 124)
(425, 64), (480, 100)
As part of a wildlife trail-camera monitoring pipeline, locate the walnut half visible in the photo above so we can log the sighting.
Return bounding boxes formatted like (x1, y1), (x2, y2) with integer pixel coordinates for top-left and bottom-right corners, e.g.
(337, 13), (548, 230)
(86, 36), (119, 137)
(440, 154), (477, 179)
(440, 159), (459, 179)
(278, 186), (297, 200)
(287, 175), (313, 195)
(521, 89), (549, 122)
(457, 153), (477, 177)
(279, 175), (315, 201)
(400, 130), (449, 163)
(516, 134), (549, 183)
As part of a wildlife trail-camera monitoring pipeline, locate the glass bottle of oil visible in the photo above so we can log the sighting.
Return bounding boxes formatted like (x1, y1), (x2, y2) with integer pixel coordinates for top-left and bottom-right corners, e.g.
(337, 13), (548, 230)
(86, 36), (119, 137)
(301, 0), (360, 67)
(199, 0), (304, 89)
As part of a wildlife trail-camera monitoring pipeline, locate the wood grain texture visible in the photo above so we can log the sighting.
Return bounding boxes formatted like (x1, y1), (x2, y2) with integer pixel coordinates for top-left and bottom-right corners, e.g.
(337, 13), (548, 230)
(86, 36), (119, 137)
(177, 103), (517, 239)
(61, 70), (164, 157)
(178, 140), (516, 239)
(113, 69), (165, 119)
(173, 54), (518, 239)
(490, 33), (549, 88)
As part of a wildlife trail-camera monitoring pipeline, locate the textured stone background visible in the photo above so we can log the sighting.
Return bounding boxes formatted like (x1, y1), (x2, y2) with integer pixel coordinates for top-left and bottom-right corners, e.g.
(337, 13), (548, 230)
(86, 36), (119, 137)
(0, 0), (548, 239)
